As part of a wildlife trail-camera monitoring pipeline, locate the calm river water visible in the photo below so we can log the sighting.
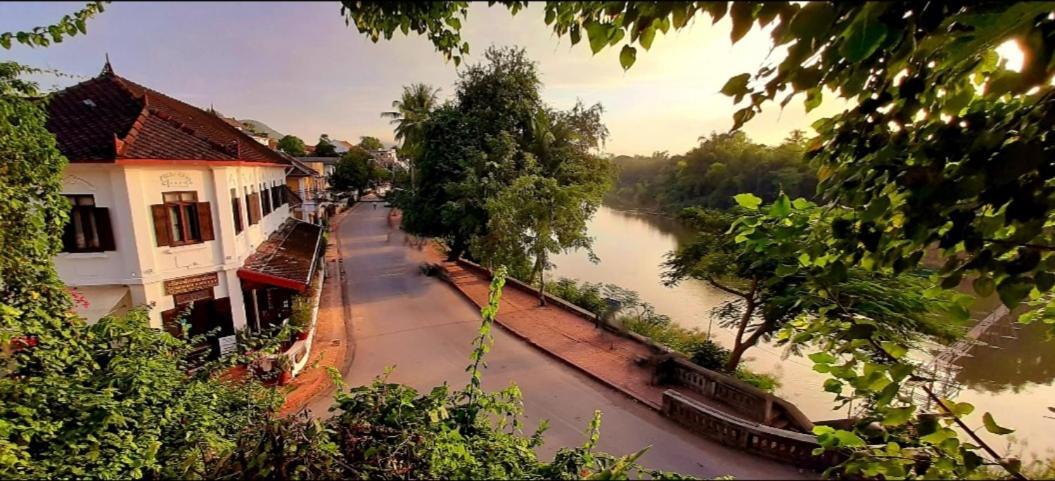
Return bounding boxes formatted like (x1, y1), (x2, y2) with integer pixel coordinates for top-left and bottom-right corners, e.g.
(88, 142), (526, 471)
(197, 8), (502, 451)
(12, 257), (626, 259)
(550, 206), (1055, 459)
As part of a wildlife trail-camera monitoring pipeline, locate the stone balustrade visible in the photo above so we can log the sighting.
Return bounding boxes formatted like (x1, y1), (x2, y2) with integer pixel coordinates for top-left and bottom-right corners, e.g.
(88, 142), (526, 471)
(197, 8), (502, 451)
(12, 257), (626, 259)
(663, 389), (842, 470)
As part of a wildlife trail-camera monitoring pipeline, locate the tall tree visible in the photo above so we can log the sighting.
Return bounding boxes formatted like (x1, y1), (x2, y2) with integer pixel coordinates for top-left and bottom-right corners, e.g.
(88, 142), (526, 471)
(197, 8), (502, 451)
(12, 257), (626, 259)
(329, 146), (375, 198)
(357, 136), (384, 151)
(277, 134), (307, 156)
(313, 134), (338, 157)
(381, 83), (441, 168)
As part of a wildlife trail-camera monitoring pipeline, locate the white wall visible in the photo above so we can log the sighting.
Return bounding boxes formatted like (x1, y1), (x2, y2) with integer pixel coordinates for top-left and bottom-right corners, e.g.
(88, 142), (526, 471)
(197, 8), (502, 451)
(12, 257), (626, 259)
(56, 162), (291, 329)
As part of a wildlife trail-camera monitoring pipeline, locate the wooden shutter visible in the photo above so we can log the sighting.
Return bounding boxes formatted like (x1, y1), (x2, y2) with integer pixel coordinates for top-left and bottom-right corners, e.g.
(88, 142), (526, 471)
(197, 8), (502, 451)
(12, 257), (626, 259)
(212, 297), (234, 336)
(161, 308), (182, 337)
(61, 210), (77, 252)
(151, 204), (171, 247)
(94, 207), (115, 251)
(250, 193), (261, 224)
(196, 202), (214, 241)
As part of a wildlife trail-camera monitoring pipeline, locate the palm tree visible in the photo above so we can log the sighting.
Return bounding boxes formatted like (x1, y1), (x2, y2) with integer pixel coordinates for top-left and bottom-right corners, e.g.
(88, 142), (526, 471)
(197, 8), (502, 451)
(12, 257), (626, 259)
(381, 83), (440, 161)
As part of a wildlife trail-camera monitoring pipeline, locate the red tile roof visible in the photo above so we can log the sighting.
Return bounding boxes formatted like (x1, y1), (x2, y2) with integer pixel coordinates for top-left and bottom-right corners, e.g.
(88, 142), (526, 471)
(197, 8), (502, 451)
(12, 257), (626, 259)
(45, 66), (291, 165)
(238, 218), (323, 292)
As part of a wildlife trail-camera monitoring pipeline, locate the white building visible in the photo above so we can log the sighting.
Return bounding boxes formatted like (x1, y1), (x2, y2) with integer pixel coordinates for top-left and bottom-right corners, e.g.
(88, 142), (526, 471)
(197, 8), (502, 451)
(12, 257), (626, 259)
(47, 63), (324, 354)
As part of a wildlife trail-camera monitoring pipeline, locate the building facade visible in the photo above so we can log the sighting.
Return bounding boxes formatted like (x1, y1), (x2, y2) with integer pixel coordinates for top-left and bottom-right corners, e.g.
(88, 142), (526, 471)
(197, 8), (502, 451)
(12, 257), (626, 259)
(47, 63), (323, 354)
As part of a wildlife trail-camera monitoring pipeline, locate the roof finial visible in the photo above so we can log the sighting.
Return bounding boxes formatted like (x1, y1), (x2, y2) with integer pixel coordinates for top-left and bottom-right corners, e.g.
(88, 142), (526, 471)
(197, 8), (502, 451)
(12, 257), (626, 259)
(101, 53), (114, 76)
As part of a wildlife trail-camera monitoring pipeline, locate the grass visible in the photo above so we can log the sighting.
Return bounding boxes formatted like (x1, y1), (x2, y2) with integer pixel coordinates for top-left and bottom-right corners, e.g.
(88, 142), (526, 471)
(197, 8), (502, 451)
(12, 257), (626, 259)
(546, 277), (780, 392)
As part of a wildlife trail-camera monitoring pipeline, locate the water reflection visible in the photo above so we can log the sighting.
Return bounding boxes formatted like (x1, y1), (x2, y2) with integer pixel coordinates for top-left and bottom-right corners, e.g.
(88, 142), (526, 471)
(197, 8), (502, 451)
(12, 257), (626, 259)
(956, 320), (1055, 393)
(550, 205), (1055, 456)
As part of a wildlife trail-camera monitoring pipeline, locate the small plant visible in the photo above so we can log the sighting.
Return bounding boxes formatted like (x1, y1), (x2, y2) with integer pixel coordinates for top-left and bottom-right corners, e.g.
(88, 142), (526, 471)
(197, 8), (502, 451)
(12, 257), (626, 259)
(688, 339), (730, 371)
(290, 293), (313, 340)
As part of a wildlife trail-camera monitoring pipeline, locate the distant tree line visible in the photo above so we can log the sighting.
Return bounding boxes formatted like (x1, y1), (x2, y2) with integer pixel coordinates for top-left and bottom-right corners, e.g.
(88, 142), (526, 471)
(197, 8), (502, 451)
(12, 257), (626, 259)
(606, 130), (815, 212)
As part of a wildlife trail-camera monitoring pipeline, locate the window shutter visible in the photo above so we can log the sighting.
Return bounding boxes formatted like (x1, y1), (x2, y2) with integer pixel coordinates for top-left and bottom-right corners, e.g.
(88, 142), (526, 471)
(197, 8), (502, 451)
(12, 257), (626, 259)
(249, 193), (261, 225)
(94, 207), (115, 251)
(161, 308), (182, 337)
(213, 297), (234, 336)
(196, 202), (215, 241)
(151, 204), (172, 247)
(61, 211), (77, 252)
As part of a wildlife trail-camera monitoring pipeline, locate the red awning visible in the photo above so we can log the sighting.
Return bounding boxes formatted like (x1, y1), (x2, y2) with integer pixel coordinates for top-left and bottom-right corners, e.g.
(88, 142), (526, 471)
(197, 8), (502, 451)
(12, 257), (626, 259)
(238, 218), (323, 293)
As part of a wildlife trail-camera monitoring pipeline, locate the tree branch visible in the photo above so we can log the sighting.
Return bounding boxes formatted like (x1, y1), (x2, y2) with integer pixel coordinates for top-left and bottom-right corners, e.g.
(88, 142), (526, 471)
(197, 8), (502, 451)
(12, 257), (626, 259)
(706, 278), (748, 298)
(868, 339), (1027, 481)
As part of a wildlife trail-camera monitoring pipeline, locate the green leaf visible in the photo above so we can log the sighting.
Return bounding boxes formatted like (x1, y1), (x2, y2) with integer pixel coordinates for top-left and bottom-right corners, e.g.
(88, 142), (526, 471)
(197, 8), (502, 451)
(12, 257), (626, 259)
(972, 276), (995, 296)
(880, 341), (907, 359)
(997, 277), (1033, 308)
(982, 412), (1015, 435)
(920, 427), (956, 445)
(839, 12), (888, 62)
(768, 194), (791, 218)
(619, 44), (636, 70)
(585, 21), (609, 54)
(721, 73), (751, 100)
(809, 352), (837, 364)
(729, 2), (754, 43)
(833, 429), (866, 447)
(804, 87), (823, 112)
(639, 24), (656, 50)
(881, 406), (915, 426)
(733, 193), (762, 210)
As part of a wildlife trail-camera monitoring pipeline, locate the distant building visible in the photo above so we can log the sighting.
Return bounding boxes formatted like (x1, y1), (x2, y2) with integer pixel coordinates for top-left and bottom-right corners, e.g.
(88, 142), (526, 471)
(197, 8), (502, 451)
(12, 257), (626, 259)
(45, 62), (324, 355)
(369, 148), (406, 171)
(330, 139), (354, 154)
(284, 157), (326, 223)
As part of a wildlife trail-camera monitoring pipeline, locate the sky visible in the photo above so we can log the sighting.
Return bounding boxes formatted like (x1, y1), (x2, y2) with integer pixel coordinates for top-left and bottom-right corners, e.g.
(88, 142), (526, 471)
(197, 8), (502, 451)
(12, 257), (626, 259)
(1, 2), (845, 156)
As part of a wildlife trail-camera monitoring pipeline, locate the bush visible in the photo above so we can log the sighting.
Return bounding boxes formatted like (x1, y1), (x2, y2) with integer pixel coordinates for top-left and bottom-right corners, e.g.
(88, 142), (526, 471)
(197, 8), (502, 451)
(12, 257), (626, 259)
(688, 339), (730, 371)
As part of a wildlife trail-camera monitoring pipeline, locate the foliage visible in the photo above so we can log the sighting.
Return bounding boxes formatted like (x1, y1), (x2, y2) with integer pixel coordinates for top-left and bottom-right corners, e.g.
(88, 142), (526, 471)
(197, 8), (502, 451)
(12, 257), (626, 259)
(381, 83), (441, 170)
(607, 130), (815, 212)
(277, 134), (307, 156)
(329, 146), (376, 196)
(0, 2), (105, 50)
(206, 268), (688, 480)
(313, 134), (339, 157)
(666, 195), (966, 371)
(289, 293), (313, 333)
(357, 135), (385, 151)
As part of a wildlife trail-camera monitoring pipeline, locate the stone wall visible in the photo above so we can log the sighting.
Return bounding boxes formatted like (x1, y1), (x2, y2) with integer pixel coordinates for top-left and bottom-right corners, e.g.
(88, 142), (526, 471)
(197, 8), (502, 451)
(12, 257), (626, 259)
(662, 390), (842, 470)
(664, 357), (814, 432)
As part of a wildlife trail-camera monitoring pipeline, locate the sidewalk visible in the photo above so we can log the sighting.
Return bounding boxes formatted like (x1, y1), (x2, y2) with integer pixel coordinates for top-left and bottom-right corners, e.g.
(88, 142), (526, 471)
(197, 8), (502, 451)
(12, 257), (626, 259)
(279, 210), (351, 415)
(426, 248), (666, 410)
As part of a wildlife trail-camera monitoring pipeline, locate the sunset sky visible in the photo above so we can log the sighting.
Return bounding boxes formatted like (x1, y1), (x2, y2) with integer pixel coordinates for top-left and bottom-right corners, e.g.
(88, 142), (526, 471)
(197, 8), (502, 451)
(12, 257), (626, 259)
(1, 2), (845, 155)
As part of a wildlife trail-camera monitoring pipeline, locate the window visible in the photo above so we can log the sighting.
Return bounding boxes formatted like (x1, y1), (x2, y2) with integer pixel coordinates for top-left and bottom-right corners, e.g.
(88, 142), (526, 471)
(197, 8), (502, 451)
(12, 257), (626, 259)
(231, 188), (243, 234)
(271, 182), (282, 208)
(151, 191), (214, 247)
(61, 195), (115, 253)
(261, 183), (272, 216)
(246, 187), (261, 225)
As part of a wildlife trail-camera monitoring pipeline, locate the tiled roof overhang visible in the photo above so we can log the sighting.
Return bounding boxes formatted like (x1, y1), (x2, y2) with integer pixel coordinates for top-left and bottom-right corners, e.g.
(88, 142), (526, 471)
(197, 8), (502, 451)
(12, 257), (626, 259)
(238, 218), (324, 293)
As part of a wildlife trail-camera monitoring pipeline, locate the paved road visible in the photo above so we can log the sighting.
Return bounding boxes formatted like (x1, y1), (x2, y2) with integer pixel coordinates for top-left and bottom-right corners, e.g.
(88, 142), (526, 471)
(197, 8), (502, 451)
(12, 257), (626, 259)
(308, 202), (808, 480)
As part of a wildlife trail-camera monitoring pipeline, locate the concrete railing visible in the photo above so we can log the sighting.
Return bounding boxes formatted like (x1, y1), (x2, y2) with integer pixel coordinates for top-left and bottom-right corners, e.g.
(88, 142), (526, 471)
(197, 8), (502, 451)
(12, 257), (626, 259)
(663, 357), (814, 432)
(663, 390), (841, 470)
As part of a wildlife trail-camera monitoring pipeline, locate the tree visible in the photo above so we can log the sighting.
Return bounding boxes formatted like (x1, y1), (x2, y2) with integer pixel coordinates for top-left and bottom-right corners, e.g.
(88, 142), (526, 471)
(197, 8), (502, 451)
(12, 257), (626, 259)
(277, 134), (307, 156)
(357, 135), (384, 151)
(313, 134), (338, 157)
(664, 194), (963, 371)
(485, 176), (598, 305)
(329, 146), (374, 197)
(381, 83), (441, 163)
(335, 4), (1054, 476)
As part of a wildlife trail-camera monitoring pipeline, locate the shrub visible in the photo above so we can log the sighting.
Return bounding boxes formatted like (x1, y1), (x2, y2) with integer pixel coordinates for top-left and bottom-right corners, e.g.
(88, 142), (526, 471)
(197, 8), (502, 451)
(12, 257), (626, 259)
(688, 339), (730, 371)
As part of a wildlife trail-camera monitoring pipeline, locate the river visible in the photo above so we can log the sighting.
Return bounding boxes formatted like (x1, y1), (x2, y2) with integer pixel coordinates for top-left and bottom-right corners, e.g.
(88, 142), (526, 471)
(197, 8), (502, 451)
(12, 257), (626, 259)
(550, 205), (1055, 460)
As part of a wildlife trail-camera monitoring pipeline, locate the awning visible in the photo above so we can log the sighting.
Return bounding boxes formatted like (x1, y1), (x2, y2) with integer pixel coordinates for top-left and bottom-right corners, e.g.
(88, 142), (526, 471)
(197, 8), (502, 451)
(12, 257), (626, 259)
(238, 218), (324, 293)
(70, 285), (132, 323)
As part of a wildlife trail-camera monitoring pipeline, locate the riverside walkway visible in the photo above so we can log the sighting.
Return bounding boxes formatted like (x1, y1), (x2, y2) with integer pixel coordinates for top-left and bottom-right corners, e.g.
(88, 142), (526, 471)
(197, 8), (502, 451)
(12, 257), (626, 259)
(305, 202), (807, 479)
